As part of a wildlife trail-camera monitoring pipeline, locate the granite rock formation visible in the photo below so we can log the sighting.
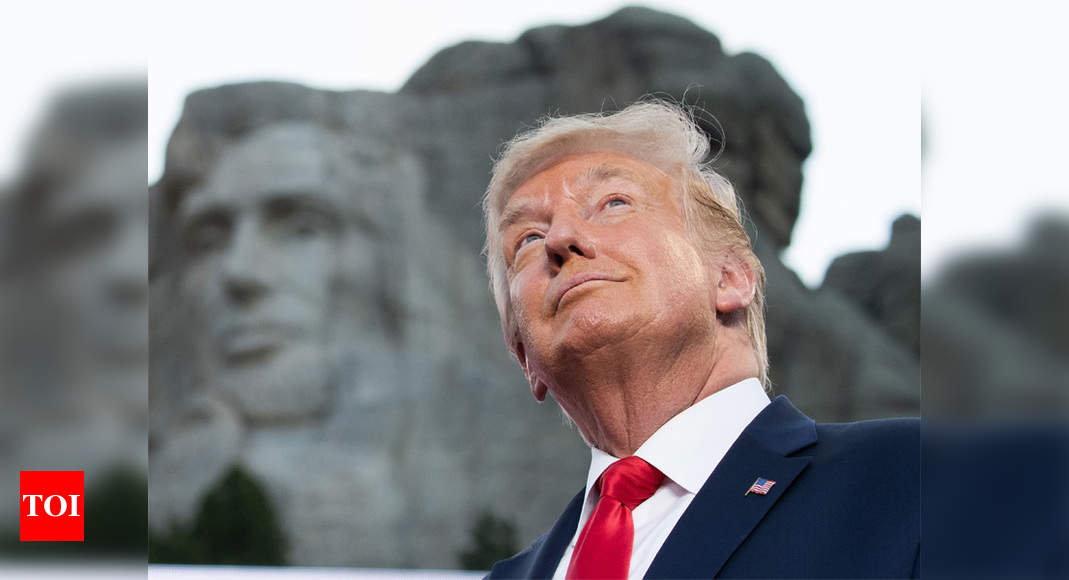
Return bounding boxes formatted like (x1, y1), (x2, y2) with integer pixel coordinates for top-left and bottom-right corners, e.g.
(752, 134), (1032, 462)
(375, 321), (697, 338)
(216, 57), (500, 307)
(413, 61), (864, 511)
(823, 214), (921, 356)
(922, 216), (1069, 418)
(149, 6), (919, 569)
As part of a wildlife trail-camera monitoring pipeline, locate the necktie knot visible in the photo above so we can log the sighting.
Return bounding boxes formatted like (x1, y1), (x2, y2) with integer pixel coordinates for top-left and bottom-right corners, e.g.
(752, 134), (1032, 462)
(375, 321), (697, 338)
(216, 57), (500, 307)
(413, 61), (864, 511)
(596, 456), (665, 510)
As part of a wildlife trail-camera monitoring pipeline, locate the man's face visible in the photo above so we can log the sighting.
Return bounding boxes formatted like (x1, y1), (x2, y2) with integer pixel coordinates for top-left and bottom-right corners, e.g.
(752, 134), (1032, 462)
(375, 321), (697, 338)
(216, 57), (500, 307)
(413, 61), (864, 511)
(176, 127), (347, 419)
(500, 151), (720, 401)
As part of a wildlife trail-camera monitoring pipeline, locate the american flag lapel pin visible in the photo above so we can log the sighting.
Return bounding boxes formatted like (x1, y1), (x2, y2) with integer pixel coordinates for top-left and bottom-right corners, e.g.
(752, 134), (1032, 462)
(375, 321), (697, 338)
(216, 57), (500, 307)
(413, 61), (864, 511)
(745, 477), (776, 496)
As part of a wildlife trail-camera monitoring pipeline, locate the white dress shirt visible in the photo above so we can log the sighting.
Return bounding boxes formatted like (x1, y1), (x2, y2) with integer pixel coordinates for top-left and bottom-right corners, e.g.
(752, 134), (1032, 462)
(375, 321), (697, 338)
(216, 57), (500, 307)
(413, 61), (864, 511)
(552, 377), (771, 579)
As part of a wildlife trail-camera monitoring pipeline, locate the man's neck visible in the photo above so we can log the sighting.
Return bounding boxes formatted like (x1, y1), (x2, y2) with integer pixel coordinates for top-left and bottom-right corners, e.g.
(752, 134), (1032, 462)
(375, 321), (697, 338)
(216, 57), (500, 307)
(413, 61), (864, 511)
(545, 332), (758, 457)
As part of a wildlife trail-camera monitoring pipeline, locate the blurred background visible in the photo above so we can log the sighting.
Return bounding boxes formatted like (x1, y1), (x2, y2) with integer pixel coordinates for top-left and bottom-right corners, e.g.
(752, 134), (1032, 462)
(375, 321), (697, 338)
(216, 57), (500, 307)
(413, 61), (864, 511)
(1, 0), (1065, 577)
(0, 2), (147, 578)
(921, 3), (1069, 577)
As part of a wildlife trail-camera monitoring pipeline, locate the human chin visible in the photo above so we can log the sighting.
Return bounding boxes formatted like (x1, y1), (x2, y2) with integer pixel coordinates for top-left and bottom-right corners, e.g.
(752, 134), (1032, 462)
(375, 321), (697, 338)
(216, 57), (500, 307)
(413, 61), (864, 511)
(550, 291), (636, 356)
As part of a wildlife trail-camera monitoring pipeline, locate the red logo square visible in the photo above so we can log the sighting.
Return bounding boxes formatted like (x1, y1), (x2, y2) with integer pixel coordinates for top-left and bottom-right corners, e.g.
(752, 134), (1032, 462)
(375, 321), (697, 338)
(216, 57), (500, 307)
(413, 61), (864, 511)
(19, 471), (84, 542)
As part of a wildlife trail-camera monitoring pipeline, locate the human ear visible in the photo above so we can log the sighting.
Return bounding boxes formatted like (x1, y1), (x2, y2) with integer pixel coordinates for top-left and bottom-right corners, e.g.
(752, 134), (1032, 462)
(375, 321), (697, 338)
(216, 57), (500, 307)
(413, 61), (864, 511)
(511, 338), (547, 402)
(715, 253), (757, 314)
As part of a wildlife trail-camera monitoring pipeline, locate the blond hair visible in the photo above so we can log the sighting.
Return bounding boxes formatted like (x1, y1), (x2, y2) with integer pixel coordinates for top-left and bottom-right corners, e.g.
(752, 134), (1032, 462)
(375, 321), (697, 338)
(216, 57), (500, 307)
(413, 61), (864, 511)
(482, 101), (768, 386)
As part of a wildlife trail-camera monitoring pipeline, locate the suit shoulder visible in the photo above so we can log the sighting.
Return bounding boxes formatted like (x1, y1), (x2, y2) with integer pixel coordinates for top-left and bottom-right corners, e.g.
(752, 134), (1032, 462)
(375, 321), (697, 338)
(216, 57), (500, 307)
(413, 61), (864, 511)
(802, 417), (920, 533)
(816, 416), (919, 453)
(486, 532), (548, 579)
(811, 417), (920, 489)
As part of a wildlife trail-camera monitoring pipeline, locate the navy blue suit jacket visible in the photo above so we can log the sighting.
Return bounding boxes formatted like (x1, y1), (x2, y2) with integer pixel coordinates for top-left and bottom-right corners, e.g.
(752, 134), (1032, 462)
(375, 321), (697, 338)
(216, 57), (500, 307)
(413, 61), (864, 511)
(488, 395), (919, 579)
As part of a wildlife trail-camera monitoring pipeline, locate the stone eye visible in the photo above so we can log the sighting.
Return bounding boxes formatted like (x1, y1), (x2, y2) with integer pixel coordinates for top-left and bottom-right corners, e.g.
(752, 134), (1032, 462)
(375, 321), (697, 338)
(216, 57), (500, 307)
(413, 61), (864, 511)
(184, 213), (231, 255)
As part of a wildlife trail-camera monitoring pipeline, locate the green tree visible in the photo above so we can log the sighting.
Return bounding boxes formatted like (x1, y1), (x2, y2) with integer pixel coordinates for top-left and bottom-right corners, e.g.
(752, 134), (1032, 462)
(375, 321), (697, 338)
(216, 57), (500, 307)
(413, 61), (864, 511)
(1, 465), (147, 559)
(149, 464), (286, 565)
(86, 465), (148, 554)
(458, 509), (519, 571)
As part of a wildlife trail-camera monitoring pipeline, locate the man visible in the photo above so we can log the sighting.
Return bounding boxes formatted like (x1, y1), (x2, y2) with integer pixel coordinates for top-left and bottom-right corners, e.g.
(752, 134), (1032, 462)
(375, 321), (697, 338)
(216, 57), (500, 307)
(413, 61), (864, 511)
(483, 102), (919, 578)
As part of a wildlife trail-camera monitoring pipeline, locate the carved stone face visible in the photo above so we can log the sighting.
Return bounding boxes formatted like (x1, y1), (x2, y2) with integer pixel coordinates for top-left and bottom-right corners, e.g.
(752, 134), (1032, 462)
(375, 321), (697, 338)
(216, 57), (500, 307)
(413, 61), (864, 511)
(174, 123), (413, 422)
(40, 139), (149, 415)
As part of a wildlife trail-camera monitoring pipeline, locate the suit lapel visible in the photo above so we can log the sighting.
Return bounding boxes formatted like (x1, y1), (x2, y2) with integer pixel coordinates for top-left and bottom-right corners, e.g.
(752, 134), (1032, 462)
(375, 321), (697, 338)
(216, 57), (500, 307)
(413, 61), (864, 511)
(645, 396), (818, 579)
(523, 488), (584, 578)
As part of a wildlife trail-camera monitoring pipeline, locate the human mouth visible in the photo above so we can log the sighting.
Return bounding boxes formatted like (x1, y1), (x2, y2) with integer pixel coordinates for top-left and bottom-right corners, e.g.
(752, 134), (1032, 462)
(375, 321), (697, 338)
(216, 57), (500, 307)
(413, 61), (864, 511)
(554, 273), (618, 310)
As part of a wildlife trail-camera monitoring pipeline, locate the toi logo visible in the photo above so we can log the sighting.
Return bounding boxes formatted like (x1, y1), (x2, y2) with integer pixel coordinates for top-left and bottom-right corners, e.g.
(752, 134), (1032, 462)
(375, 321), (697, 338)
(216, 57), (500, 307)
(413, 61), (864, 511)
(19, 471), (84, 542)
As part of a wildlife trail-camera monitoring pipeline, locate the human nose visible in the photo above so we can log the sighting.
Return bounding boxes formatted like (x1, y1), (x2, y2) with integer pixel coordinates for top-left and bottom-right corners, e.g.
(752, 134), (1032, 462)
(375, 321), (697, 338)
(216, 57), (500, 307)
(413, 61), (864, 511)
(221, 219), (269, 306)
(543, 211), (597, 271)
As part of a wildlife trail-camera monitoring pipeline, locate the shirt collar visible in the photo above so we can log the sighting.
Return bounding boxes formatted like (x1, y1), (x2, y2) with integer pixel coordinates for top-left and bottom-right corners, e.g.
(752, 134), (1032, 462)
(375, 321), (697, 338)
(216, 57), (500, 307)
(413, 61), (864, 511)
(583, 377), (771, 498)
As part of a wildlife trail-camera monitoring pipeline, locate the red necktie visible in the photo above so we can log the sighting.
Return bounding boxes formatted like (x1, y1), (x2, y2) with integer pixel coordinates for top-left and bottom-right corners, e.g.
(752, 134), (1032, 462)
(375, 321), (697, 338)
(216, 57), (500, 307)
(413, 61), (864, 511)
(566, 456), (665, 580)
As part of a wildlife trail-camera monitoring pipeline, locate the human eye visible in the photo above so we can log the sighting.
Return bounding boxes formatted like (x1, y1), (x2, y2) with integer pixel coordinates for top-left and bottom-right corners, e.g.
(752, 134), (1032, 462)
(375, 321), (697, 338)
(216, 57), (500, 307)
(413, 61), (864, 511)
(517, 231), (544, 249)
(601, 194), (632, 210)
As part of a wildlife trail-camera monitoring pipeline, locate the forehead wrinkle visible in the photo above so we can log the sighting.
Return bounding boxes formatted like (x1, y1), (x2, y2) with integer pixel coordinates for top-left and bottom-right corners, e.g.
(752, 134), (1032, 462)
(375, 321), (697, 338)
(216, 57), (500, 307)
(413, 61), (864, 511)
(577, 162), (626, 189)
(499, 180), (555, 232)
(573, 159), (667, 197)
(550, 161), (629, 204)
(498, 198), (539, 233)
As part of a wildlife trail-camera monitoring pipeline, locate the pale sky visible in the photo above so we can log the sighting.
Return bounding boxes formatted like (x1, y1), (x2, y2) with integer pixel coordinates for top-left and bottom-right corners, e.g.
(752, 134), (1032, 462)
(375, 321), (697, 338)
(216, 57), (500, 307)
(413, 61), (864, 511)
(921, 1), (1069, 277)
(0, 2), (145, 179)
(3, 1), (1065, 286)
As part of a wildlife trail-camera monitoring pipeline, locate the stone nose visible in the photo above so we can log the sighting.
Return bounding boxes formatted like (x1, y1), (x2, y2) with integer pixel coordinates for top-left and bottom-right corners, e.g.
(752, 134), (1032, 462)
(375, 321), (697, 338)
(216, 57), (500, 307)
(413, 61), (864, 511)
(221, 220), (269, 306)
